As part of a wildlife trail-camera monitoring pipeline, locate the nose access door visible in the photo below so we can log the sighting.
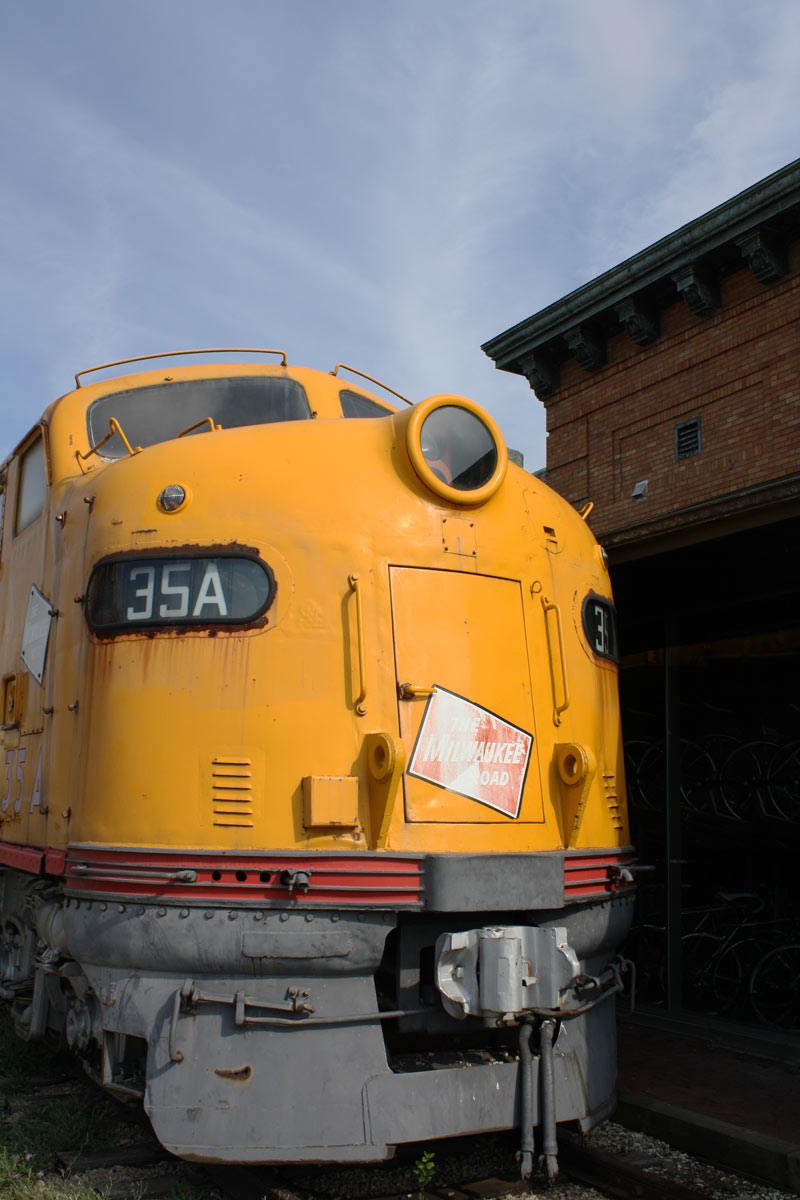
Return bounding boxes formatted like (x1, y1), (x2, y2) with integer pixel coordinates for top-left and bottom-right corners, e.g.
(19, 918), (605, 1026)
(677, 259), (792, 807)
(390, 566), (543, 823)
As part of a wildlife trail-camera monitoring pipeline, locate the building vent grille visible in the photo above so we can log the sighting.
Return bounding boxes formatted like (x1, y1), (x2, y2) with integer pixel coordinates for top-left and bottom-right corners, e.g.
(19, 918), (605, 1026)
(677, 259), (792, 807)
(675, 417), (701, 460)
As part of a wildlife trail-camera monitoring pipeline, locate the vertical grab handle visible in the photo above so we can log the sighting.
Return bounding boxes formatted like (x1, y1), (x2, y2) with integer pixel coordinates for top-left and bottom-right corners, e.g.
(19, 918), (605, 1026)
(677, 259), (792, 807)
(541, 596), (570, 725)
(349, 573), (368, 716)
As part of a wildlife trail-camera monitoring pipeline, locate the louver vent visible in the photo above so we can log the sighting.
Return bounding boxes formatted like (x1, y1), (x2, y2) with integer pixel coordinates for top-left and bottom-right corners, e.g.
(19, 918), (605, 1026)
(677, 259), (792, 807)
(211, 757), (254, 827)
(675, 417), (701, 460)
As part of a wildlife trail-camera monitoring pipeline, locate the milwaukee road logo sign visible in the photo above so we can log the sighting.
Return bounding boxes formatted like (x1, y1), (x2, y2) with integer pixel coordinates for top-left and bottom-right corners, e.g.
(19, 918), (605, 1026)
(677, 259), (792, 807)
(407, 687), (533, 818)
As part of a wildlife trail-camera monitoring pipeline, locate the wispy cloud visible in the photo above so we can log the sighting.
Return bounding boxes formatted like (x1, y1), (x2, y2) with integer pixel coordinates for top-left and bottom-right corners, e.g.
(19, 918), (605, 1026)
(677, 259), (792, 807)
(1, 0), (799, 466)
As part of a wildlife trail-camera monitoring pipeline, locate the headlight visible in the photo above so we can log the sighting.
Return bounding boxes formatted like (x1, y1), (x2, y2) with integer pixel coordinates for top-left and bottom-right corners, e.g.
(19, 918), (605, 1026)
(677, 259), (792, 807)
(158, 484), (187, 512)
(86, 555), (274, 631)
(406, 395), (507, 504)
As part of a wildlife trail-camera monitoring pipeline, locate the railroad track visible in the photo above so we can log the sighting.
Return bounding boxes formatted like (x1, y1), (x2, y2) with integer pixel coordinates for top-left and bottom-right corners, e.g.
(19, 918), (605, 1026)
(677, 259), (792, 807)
(0, 1060), (752, 1200)
(54, 1133), (722, 1200)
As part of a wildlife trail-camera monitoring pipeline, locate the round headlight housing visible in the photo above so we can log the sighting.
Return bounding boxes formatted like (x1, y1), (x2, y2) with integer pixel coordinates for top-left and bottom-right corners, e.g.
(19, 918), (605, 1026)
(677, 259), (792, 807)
(158, 484), (187, 513)
(407, 395), (507, 504)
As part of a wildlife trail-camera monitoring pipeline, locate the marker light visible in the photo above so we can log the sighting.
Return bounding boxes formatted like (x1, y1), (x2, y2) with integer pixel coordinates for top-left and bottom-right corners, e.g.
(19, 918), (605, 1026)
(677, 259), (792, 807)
(158, 484), (187, 512)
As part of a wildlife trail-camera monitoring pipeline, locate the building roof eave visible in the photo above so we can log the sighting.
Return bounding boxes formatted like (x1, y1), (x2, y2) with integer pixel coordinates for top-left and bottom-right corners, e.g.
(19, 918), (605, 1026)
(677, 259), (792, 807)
(601, 470), (800, 564)
(483, 157), (800, 377)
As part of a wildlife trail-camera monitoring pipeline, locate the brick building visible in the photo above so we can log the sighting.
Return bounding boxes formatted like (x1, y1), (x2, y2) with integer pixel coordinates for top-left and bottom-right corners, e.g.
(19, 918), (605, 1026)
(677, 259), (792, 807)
(484, 159), (800, 551)
(484, 160), (800, 1038)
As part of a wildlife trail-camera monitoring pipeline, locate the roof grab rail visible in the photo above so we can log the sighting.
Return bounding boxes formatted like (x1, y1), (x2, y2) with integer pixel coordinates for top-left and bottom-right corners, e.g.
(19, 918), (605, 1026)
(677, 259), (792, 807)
(178, 416), (222, 438)
(76, 417), (140, 474)
(74, 348), (288, 387)
(329, 363), (411, 407)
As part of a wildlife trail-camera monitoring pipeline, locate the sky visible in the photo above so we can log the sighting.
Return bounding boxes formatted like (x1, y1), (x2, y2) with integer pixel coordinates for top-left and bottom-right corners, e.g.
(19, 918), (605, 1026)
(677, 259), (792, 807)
(2, 1), (799, 470)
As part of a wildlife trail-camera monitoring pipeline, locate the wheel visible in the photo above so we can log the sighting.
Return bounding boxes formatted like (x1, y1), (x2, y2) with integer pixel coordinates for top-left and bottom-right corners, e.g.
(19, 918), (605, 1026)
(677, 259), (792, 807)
(749, 943), (800, 1030)
(624, 923), (666, 1003)
(623, 739), (654, 810)
(637, 740), (716, 816)
(682, 932), (720, 1013)
(718, 741), (777, 821)
(711, 937), (762, 1015)
(766, 742), (800, 822)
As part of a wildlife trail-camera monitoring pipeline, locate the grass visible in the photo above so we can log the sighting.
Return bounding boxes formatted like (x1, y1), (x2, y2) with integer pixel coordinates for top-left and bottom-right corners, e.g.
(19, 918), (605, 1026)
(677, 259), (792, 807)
(0, 1015), (210, 1200)
(0, 1017), (63, 1097)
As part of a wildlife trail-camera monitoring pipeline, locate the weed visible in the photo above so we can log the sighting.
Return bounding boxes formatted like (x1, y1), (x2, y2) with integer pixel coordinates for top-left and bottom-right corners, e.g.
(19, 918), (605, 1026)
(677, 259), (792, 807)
(0, 1146), (97, 1200)
(412, 1147), (435, 1198)
(0, 1018), (207, 1199)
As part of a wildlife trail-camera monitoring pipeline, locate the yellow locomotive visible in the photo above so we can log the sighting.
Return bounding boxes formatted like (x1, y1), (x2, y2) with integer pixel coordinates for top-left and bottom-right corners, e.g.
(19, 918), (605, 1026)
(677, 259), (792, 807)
(0, 350), (633, 1177)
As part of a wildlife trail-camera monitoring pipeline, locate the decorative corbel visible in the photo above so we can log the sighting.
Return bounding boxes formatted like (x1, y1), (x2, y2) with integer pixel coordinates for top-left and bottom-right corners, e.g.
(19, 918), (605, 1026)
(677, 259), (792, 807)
(520, 350), (560, 399)
(615, 296), (660, 346)
(564, 324), (606, 371)
(671, 265), (721, 316)
(735, 229), (788, 283)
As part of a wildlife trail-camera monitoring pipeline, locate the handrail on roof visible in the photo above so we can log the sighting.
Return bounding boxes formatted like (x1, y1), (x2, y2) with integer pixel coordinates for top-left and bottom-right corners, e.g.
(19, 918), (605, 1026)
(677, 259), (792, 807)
(75, 417), (140, 473)
(74, 348), (288, 388)
(329, 363), (411, 406)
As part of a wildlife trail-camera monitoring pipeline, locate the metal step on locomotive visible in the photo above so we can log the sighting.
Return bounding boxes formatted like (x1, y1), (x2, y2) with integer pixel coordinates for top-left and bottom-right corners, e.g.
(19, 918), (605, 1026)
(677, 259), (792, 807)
(0, 349), (634, 1178)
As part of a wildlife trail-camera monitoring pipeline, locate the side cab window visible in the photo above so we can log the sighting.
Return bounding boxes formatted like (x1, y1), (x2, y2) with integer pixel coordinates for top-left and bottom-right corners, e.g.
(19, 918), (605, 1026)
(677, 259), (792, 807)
(339, 390), (393, 418)
(14, 435), (47, 536)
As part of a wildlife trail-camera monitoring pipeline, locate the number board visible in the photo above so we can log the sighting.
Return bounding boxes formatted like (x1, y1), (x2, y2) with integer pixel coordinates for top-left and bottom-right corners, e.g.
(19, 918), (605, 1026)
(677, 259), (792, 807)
(581, 594), (618, 662)
(86, 555), (274, 631)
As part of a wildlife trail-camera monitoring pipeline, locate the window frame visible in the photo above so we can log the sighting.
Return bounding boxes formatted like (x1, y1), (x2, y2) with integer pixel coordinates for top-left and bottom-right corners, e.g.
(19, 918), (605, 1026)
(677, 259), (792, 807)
(13, 431), (48, 537)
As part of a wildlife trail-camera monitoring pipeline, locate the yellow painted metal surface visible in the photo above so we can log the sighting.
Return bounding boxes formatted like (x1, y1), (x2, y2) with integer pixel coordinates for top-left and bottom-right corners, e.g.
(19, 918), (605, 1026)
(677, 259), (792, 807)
(303, 776), (360, 828)
(390, 567), (543, 824)
(0, 357), (629, 861)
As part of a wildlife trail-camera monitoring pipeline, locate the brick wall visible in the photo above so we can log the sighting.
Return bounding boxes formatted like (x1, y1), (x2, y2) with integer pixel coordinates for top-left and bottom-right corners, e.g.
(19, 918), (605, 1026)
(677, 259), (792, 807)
(542, 242), (800, 539)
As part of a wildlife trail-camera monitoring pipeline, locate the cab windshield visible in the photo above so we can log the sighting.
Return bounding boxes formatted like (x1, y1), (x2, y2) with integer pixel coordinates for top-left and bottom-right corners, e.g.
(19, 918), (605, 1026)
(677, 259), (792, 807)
(87, 376), (311, 458)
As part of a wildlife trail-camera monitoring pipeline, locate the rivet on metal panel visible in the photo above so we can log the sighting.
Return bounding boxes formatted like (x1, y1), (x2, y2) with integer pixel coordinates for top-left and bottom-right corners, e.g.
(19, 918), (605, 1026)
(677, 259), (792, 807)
(440, 514), (477, 558)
